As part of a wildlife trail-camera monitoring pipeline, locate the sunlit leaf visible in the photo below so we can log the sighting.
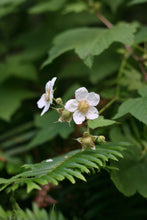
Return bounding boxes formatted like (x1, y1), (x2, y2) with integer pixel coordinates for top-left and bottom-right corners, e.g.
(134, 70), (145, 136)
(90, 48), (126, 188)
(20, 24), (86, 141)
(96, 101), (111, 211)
(111, 145), (147, 198)
(43, 23), (137, 68)
(113, 97), (147, 125)
(88, 116), (116, 129)
(29, 0), (66, 14)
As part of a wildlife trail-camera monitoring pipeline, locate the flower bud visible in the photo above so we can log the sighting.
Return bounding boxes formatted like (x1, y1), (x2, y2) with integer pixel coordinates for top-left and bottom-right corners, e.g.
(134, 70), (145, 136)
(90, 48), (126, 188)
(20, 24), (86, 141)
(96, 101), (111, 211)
(58, 108), (72, 123)
(96, 135), (106, 143)
(82, 136), (93, 147)
(55, 98), (63, 105)
(76, 134), (95, 150)
(62, 109), (72, 121)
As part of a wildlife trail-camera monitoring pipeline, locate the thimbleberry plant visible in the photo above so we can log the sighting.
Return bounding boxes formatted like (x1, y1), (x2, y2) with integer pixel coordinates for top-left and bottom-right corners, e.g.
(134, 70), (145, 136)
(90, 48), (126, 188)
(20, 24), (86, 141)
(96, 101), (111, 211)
(0, 0), (147, 219)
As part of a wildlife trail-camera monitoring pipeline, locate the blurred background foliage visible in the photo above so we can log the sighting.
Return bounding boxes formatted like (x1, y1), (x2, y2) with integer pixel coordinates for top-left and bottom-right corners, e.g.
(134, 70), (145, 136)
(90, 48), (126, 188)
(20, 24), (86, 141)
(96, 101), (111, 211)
(0, 0), (147, 219)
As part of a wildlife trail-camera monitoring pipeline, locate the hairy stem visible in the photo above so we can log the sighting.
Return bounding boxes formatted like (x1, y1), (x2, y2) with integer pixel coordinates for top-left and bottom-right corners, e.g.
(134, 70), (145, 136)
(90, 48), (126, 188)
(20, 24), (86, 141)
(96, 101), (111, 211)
(96, 11), (112, 28)
(86, 121), (90, 134)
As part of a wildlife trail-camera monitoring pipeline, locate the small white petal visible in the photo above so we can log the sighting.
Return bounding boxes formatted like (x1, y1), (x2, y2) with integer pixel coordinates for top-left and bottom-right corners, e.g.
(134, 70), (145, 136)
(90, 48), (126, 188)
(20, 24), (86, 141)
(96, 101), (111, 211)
(86, 106), (98, 120)
(91, 145), (96, 150)
(86, 92), (100, 106)
(46, 159), (53, 162)
(49, 91), (54, 104)
(73, 110), (85, 124)
(65, 99), (78, 112)
(37, 94), (46, 109)
(45, 77), (56, 91)
(45, 81), (51, 91)
(41, 103), (50, 116)
(51, 77), (57, 86)
(75, 87), (88, 101)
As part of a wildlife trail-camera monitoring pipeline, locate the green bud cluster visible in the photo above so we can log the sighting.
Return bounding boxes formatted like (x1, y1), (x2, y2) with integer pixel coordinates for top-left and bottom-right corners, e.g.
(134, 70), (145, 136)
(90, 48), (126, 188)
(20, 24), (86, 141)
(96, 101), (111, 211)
(55, 97), (63, 105)
(96, 135), (106, 143)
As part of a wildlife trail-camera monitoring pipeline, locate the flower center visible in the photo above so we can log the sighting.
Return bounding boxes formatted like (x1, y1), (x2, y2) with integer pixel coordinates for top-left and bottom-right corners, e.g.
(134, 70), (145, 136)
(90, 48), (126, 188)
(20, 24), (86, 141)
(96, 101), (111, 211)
(45, 89), (50, 101)
(78, 100), (90, 114)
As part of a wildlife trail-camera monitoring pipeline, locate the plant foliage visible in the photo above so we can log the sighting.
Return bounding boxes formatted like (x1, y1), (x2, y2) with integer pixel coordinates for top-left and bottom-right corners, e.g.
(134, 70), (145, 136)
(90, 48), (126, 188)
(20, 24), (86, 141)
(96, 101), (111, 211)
(0, 203), (68, 220)
(0, 142), (126, 192)
(0, 0), (147, 218)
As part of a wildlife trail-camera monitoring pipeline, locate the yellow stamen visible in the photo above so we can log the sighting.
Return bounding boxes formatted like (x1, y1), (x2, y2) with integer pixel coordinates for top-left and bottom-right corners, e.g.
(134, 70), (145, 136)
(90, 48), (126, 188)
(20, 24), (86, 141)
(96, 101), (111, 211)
(78, 100), (90, 114)
(45, 89), (50, 101)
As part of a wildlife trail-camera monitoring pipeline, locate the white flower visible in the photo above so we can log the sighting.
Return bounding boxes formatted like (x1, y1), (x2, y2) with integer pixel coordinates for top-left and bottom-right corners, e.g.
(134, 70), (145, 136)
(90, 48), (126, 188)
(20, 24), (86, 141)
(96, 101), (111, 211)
(65, 87), (100, 124)
(37, 77), (57, 116)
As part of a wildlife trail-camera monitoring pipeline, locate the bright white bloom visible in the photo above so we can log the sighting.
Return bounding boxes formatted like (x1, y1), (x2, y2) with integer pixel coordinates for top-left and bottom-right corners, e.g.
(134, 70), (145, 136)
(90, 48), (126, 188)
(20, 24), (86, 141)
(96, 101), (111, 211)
(37, 77), (57, 116)
(65, 87), (100, 124)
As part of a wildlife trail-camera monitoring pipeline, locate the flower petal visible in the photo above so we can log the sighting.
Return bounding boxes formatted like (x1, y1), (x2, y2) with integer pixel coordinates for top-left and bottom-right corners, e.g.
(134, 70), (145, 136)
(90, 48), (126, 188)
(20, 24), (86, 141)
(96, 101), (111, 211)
(41, 103), (50, 116)
(75, 87), (88, 101)
(73, 110), (85, 124)
(65, 99), (78, 112)
(86, 92), (100, 106)
(37, 94), (46, 109)
(91, 145), (96, 150)
(45, 77), (56, 91)
(49, 91), (54, 104)
(51, 77), (57, 86)
(45, 81), (51, 91)
(86, 106), (98, 120)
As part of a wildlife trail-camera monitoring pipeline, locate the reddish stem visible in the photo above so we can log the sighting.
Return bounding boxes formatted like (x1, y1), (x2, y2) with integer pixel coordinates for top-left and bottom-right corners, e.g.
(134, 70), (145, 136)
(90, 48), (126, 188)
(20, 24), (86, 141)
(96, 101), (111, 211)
(96, 11), (113, 28)
(95, 11), (147, 81)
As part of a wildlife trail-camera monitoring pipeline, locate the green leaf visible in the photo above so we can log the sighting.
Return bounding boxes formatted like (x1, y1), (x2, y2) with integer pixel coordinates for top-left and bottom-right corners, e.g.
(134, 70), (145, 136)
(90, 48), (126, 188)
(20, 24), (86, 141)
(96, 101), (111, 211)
(13, 24), (55, 61)
(128, 0), (147, 6)
(63, 2), (88, 14)
(60, 60), (89, 79)
(43, 23), (137, 68)
(138, 85), (147, 97)
(0, 0), (26, 18)
(90, 47), (121, 83)
(0, 85), (35, 121)
(88, 116), (116, 129)
(0, 142), (126, 192)
(60, 46), (121, 84)
(109, 126), (129, 142)
(134, 26), (147, 43)
(0, 58), (37, 84)
(26, 181), (41, 193)
(0, 0), (26, 5)
(113, 97), (147, 125)
(0, 203), (68, 220)
(29, 0), (66, 14)
(119, 67), (142, 90)
(0, 178), (9, 184)
(26, 111), (74, 149)
(111, 144), (147, 198)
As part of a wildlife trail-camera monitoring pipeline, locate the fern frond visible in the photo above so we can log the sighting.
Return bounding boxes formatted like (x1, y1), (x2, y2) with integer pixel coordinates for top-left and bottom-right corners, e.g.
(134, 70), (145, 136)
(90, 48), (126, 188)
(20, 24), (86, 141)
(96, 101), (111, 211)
(0, 142), (128, 192)
(0, 203), (68, 220)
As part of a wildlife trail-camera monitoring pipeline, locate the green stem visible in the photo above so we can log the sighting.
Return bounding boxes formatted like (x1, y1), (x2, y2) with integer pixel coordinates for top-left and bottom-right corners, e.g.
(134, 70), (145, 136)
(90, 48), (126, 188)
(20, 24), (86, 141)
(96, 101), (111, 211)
(86, 121), (90, 134)
(53, 98), (64, 107)
(134, 44), (145, 53)
(99, 97), (117, 114)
